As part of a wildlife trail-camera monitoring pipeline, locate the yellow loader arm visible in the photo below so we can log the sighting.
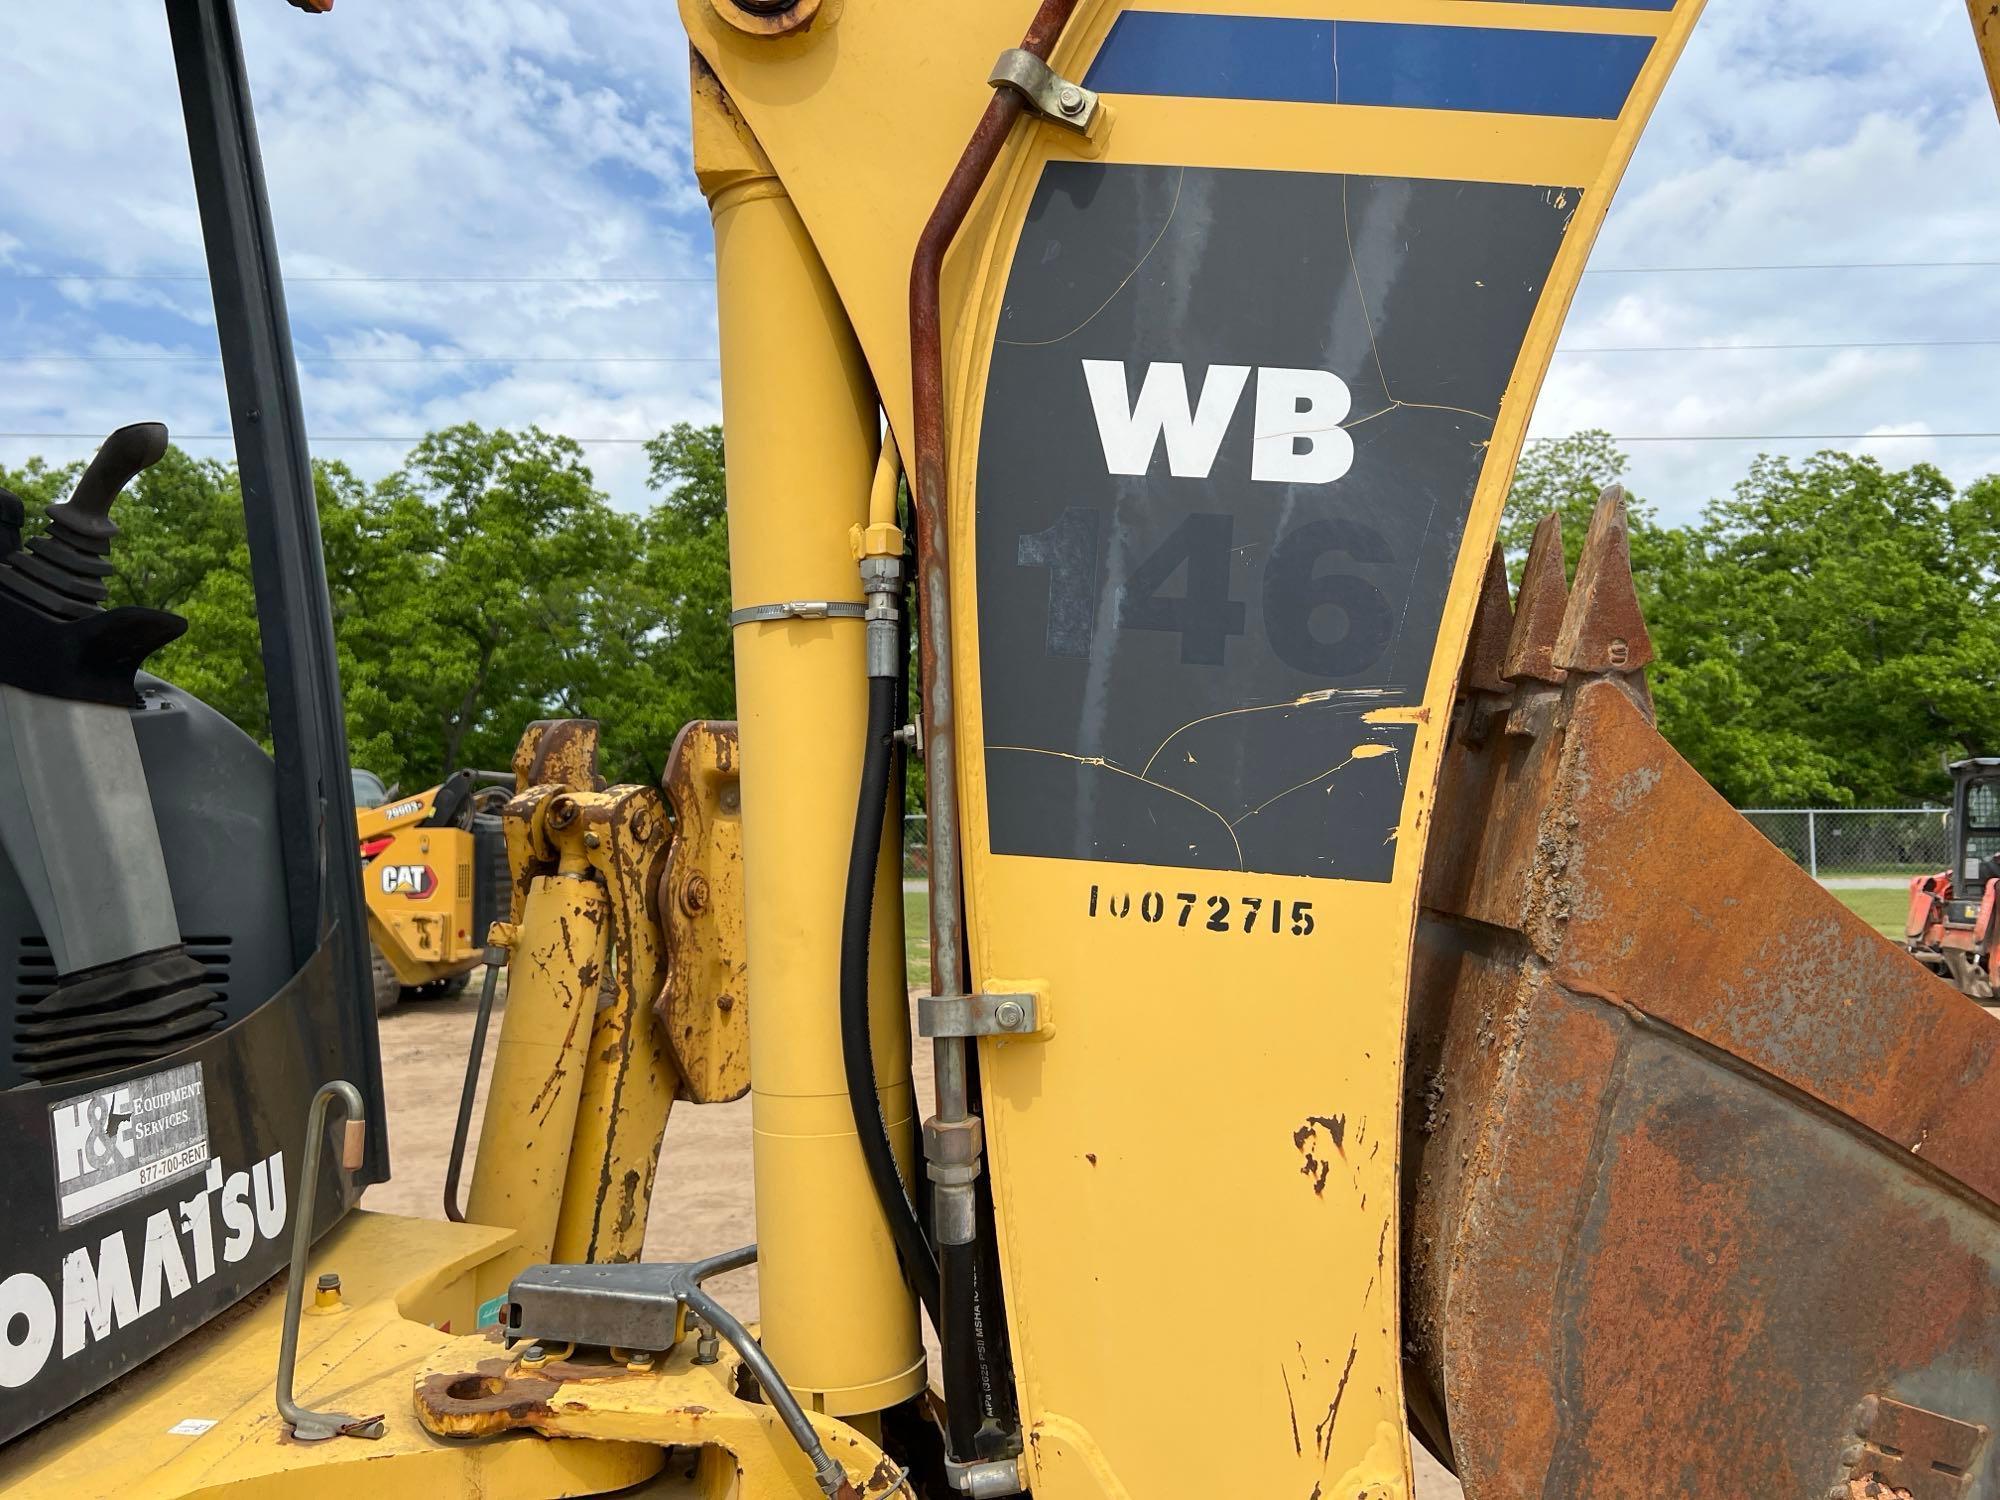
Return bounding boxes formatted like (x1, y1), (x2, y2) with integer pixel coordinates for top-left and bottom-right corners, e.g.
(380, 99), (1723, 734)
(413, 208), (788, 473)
(675, 3), (2000, 1497)
(680, 2), (1708, 1495)
(1974, 0), (2000, 120)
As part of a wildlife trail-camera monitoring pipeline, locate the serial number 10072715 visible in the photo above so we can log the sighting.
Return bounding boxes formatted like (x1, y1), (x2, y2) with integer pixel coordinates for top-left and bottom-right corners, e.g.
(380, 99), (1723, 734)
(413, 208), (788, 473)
(1086, 883), (1314, 936)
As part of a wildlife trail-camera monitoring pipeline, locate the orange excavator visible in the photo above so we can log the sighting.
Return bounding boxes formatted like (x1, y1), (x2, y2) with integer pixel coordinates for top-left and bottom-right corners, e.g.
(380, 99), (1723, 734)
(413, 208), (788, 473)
(1906, 758), (2000, 1003)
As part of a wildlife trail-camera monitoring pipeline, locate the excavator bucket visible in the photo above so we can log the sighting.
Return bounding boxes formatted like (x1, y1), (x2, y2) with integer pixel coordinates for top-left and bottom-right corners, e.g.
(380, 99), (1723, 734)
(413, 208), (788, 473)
(1406, 491), (2000, 1497)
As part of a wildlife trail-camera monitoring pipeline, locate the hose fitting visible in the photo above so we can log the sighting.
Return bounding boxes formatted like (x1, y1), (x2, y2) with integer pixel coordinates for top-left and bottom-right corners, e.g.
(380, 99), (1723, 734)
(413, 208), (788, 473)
(861, 554), (903, 680)
(923, 1115), (984, 1246)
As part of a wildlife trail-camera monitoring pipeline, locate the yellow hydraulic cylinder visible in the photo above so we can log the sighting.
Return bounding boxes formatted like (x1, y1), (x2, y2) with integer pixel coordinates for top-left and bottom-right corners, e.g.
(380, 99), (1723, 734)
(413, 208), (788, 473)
(465, 869), (610, 1301)
(710, 156), (923, 1410)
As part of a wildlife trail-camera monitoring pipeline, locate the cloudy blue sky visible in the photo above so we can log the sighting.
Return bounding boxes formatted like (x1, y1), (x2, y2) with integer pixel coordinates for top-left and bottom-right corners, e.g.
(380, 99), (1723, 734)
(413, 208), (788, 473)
(1, 2), (1995, 525)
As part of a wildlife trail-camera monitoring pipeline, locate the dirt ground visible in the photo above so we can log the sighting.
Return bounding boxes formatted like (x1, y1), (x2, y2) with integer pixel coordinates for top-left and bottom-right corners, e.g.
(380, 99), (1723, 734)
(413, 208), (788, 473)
(360, 973), (1461, 1497)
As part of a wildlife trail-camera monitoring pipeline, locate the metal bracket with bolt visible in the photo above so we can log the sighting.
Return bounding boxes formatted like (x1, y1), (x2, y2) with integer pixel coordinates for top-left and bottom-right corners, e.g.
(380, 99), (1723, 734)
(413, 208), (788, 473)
(989, 48), (1101, 135)
(919, 991), (1042, 1039)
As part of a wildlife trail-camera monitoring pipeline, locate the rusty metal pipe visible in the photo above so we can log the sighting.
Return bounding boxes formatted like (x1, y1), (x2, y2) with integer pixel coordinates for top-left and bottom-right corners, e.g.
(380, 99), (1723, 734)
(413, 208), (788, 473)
(911, 102), (1020, 1141)
(907, 3), (1077, 1476)
(908, 0), (1077, 1189)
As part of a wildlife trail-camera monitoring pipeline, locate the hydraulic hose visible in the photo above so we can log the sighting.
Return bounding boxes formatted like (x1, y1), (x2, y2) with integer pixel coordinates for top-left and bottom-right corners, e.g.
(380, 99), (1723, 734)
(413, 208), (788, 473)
(842, 567), (941, 1325)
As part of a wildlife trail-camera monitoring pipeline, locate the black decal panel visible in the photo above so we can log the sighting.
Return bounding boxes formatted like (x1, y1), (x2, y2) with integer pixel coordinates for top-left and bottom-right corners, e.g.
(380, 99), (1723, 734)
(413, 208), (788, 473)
(0, 945), (352, 1444)
(974, 163), (1573, 879)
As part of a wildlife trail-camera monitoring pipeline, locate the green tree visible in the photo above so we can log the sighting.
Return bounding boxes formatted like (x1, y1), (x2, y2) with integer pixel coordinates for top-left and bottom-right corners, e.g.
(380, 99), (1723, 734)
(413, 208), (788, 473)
(0, 456), (81, 512)
(13, 423), (2000, 817)
(1499, 428), (1653, 578)
(354, 424), (637, 783)
(1647, 453), (2000, 807)
(559, 421), (736, 786)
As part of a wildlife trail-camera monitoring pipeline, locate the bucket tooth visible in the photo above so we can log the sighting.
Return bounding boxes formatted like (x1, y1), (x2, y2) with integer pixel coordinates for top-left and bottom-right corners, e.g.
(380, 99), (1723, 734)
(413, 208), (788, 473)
(1501, 512), (1567, 687)
(1501, 512), (1567, 737)
(1553, 484), (1654, 720)
(1463, 543), (1514, 697)
(1456, 543), (1515, 745)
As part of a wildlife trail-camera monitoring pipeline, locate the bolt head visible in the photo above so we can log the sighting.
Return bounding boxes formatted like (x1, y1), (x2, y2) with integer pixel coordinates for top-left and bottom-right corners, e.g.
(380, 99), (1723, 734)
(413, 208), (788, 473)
(1058, 85), (1084, 114)
(316, 1272), (340, 1292)
(583, 830), (602, 849)
(683, 872), (711, 914)
(994, 999), (1026, 1030)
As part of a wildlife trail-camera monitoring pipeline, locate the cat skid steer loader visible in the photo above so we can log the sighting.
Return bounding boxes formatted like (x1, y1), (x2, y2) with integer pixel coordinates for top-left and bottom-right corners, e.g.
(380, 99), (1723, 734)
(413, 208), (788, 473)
(354, 771), (512, 1011)
(4, 2), (2000, 1498)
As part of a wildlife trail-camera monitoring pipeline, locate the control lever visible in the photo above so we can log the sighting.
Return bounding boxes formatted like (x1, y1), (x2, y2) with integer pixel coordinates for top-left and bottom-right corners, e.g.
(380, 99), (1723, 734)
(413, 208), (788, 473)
(0, 423), (222, 1083)
(0, 421), (167, 621)
(0, 422), (186, 707)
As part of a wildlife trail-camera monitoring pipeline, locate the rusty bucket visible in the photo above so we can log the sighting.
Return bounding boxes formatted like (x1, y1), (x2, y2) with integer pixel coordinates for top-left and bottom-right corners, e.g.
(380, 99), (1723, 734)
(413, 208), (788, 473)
(1405, 493), (2000, 1499)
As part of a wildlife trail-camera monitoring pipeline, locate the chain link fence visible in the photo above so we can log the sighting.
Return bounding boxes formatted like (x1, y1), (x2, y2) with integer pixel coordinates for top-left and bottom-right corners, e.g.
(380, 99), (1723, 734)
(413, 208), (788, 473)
(903, 809), (1949, 883)
(1736, 807), (1949, 881)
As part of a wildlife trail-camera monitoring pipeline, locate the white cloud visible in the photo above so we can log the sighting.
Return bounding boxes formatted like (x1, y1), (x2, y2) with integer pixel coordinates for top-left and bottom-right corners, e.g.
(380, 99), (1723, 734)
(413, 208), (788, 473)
(0, 0), (715, 507)
(1, 2), (1995, 524)
(1537, 0), (2000, 522)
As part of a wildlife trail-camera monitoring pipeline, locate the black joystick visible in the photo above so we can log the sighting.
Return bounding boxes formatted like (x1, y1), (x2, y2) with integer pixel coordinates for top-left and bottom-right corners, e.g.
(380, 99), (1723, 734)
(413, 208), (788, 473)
(0, 423), (187, 707)
(0, 421), (168, 620)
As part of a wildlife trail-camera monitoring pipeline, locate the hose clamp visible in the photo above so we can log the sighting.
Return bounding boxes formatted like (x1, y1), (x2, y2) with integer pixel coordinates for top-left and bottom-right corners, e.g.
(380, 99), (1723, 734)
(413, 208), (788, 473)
(919, 991), (1041, 1038)
(728, 600), (865, 626)
(990, 49), (1100, 136)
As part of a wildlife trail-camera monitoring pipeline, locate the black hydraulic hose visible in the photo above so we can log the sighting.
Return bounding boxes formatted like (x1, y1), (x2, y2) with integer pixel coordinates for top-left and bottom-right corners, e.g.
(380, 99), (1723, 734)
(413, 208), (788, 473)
(842, 671), (942, 1324)
(939, 1239), (984, 1458)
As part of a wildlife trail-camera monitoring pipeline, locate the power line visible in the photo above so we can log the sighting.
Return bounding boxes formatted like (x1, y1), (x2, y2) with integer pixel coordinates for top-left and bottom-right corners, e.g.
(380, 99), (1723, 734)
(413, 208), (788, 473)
(3, 260), (1997, 287)
(2, 430), (1997, 447)
(0, 353), (719, 364)
(7, 337), (2000, 365)
(0, 272), (712, 285)
(1583, 260), (2000, 274)
(1559, 338), (2000, 354)
(1612, 432), (2000, 443)
(0, 432), (660, 444)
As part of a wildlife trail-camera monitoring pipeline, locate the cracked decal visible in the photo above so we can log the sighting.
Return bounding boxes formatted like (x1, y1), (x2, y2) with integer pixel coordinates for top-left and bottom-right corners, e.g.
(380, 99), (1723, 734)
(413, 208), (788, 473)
(974, 162), (1573, 878)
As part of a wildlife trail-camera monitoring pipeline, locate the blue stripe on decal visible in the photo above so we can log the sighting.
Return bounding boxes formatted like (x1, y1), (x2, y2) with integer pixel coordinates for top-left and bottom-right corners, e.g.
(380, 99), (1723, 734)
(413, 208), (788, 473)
(1463, 0), (1675, 8)
(1084, 13), (1655, 120)
(1085, 13), (1337, 103)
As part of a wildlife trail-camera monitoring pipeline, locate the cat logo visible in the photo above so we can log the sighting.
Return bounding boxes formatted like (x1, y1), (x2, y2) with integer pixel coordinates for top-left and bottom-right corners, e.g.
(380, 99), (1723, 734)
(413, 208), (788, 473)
(378, 863), (437, 899)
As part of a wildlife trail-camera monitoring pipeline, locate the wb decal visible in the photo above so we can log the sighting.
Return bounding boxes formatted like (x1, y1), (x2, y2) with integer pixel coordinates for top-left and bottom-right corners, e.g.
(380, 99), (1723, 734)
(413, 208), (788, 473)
(1081, 360), (1355, 485)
